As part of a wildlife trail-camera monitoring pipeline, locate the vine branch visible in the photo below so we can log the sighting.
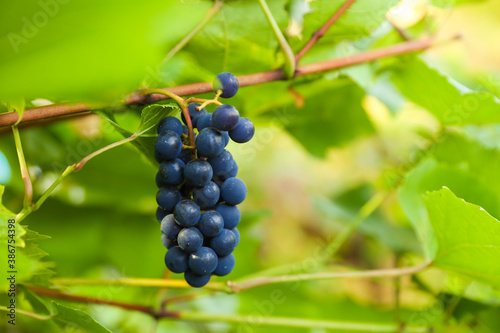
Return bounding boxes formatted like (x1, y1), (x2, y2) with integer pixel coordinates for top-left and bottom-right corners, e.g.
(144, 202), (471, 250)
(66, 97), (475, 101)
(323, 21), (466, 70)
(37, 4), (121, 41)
(295, 0), (357, 62)
(0, 36), (457, 129)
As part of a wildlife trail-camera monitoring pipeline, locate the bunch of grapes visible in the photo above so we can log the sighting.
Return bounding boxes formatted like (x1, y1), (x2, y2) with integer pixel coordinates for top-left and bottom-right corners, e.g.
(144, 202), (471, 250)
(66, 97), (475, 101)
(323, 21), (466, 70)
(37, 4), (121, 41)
(154, 73), (255, 287)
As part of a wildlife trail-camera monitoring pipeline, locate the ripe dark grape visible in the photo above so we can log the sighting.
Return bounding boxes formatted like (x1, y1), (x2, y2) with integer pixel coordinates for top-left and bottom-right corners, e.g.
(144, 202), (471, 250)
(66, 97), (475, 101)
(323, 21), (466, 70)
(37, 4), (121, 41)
(208, 150), (234, 178)
(157, 116), (183, 136)
(182, 103), (207, 128)
(184, 159), (213, 187)
(220, 177), (247, 205)
(164, 246), (189, 273)
(184, 270), (211, 288)
(188, 247), (218, 275)
(196, 128), (225, 158)
(215, 203), (241, 229)
(160, 214), (183, 239)
(213, 104), (240, 131)
(155, 130), (182, 161)
(154, 72), (255, 286)
(209, 229), (237, 256)
(177, 227), (204, 253)
(198, 211), (224, 237)
(193, 181), (220, 209)
(173, 200), (201, 227)
(213, 72), (239, 98)
(213, 253), (235, 276)
(156, 186), (182, 211)
(159, 159), (185, 186)
(229, 117), (255, 143)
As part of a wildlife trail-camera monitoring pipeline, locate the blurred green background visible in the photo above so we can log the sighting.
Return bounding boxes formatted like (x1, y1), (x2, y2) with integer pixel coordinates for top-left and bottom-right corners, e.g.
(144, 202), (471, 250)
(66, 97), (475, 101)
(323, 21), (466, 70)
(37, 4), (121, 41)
(1, 0), (500, 332)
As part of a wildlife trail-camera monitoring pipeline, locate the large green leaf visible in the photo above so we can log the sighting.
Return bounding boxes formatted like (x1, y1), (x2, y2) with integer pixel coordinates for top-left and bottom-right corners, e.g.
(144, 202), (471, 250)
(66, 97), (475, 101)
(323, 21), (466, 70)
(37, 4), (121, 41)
(392, 58), (500, 125)
(0, 0), (212, 101)
(425, 188), (500, 287)
(51, 302), (112, 333)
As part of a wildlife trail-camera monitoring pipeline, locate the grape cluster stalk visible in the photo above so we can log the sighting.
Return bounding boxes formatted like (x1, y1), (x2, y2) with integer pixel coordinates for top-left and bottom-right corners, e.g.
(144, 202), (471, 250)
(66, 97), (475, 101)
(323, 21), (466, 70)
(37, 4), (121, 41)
(154, 73), (255, 287)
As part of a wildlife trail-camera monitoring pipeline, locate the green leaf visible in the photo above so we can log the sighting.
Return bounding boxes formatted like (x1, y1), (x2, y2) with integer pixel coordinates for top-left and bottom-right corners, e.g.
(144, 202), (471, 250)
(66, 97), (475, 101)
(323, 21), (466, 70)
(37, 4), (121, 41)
(18, 285), (52, 315)
(392, 58), (500, 125)
(425, 188), (500, 287)
(431, 0), (488, 7)
(51, 302), (112, 333)
(269, 78), (374, 157)
(0, 1), (212, 101)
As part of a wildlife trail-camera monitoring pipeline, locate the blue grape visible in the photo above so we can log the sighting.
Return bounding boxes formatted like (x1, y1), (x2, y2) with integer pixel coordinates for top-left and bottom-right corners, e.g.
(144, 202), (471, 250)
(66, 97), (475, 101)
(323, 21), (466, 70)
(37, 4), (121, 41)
(213, 104), (240, 131)
(231, 228), (240, 246)
(182, 103), (207, 128)
(155, 130), (182, 161)
(155, 171), (166, 188)
(159, 159), (185, 186)
(220, 160), (238, 181)
(157, 116), (183, 136)
(213, 253), (235, 276)
(209, 229), (236, 256)
(215, 203), (240, 229)
(161, 233), (176, 249)
(213, 72), (239, 98)
(178, 149), (193, 165)
(193, 181), (220, 209)
(220, 178), (247, 205)
(164, 246), (189, 273)
(173, 200), (201, 227)
(156, 186), (182, 211)
(222, 131), (230, 147)
(184, 270), (211, 288)
(195, 128), (225, 158)
(198, 211), (224, 238)
(189, 247), (218, 275)
(184, 159), (213, 187)
(160, 214), (183, 239)
(196, 113), (213, 132)
(229, 117), (255, 143)
(177, 227), (204, 253)
(208, 150), (234, 178)
(156, 206), (169, 223)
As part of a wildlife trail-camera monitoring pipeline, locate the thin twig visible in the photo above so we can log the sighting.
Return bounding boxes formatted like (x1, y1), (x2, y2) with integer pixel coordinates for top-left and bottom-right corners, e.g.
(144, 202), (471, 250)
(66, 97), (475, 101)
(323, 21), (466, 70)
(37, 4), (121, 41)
(0, 36), (459, 129)
(295, 0), (357, 62)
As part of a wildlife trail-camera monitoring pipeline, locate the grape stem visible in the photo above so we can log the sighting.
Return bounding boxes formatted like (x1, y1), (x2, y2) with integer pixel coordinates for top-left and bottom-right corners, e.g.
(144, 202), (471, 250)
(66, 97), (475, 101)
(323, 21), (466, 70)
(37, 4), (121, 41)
(0, 35), (461, 129)
(195, 89), (223, 110)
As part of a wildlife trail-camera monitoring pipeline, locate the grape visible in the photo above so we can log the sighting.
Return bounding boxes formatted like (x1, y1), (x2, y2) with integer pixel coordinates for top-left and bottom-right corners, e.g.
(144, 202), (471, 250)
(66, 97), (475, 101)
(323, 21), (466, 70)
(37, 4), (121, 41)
(196, 113), (213, 132)
(164, 246), (189, 273)
(193, 181), (220, 209)
(155, 171), (166, 188)
(222, 131), (230, 147)
(188, 247), (218, 275)
(229, 117), (255, 143)
(213, 253), (235, 276)
(178, 149), (193, 165)
(155, 130), (182, 161)
(220, 177), (247, 205)
(231, 228), (240, 246)
(161, 233), (175, 249)
(160, 214), (183, 239)
(182, 103), (207, 128)
(208, 150), (234, 178)
(219, 160), (238, 181)
(173, 200), (201, 227)
(213, 72), (239, 98)
(177, 227), (204, 253)
(184, 159), (213, 187)
(184, 270), (211, 288)
(215, 203), (241, 229)
(210, 229), (237, 256)
(157, 116), (183, 136)
(156, 186), (182, 211)
(198, 211), (224, 238)
(156, 206), (169, 223)
(195, 128), (225, 158)
(159, 159), (185, 186)
(212, 104), (240, 131)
